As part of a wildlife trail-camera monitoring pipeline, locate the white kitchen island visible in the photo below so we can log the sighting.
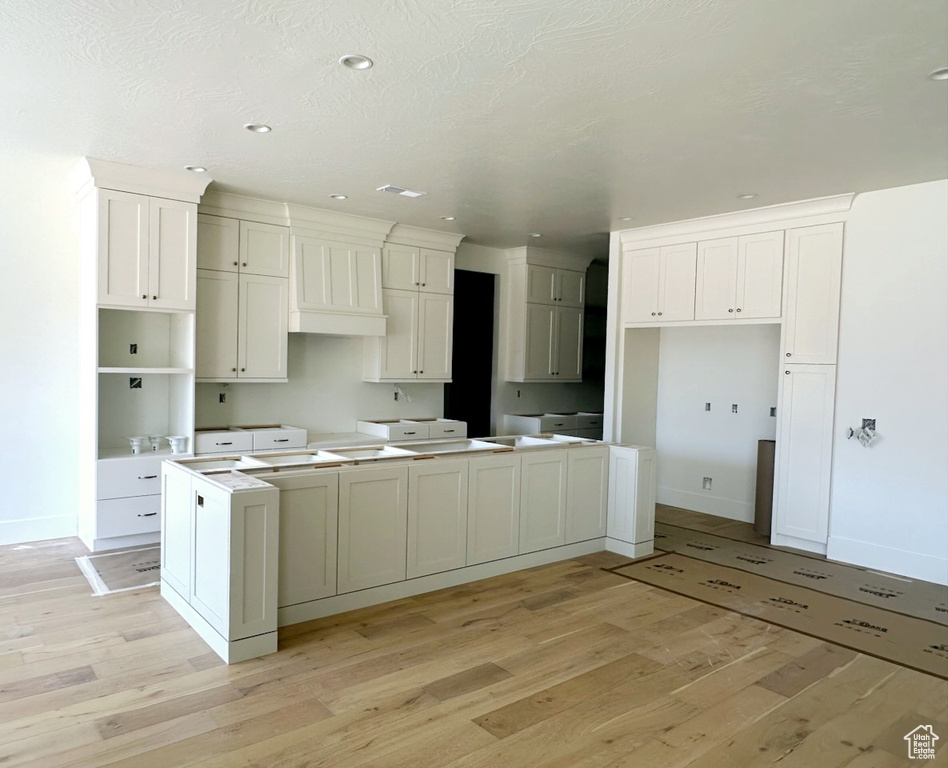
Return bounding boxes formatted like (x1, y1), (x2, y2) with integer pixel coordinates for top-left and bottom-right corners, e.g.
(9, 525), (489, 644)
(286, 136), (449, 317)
(160, 436), (656, 663)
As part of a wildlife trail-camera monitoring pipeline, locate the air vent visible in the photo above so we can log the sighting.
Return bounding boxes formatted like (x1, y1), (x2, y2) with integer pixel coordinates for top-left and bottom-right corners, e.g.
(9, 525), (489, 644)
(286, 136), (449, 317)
(377, 184), (426, 198)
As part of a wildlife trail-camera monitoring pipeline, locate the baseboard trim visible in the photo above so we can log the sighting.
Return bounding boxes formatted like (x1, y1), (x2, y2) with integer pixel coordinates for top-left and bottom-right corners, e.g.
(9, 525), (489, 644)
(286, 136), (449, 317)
(161, 580), (278, 663)
(658, 488), (753, 523)
(0, 514), (77, 546)
(827, 535), (948, 586)
(278, 539), (606, 627)
(771, 532), (827, 555)
(604, 538), (654, 559)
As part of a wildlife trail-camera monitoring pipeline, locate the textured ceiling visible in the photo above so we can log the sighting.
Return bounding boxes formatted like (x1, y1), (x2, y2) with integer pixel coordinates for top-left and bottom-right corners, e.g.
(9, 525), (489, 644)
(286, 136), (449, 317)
(2, 0), (946, 257)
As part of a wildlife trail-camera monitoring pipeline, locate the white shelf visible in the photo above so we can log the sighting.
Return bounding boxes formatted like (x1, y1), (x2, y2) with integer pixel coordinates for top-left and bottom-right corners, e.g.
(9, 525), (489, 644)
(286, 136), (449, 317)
(99, 367), (192, 375)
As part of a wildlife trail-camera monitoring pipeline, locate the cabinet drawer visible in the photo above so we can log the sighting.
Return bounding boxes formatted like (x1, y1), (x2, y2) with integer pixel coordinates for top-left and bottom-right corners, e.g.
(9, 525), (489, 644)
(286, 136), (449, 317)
(357, 420), (430, 440)
(98, 456), (164, 500)
(250, 427), (307, 451)
(427, 420), (467, 439)
(539, 414), (578, 432)
(194, 430), (254, 454)
(576, 413), (603, 430)
(97, 495), (161, 538)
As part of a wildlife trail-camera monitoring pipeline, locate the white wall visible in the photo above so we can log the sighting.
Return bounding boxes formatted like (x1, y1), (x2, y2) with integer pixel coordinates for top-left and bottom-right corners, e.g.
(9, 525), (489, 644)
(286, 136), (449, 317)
(195, 333), (445, 433)
(456, 242), (606, 434)
(828, 180), (948, 585)
(0, 148), (81, 543)
(654, 324), (780, 521)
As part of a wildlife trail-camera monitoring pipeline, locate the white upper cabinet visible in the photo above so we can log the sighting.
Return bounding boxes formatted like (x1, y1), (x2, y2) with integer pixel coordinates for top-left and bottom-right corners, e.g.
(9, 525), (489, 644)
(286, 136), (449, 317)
(525, 265), (585, 307)
(291, 236), (382, 313)
(198, 217), (289, 278)
(196, 214), (239, 272)
(622, 243), (697, 323)
(418, 292), (454, 380)
(520, 305), (583, 381)
(364, 289), (453, 381)
(695, 231), (783, 320)
(382, 246), (454, 294)
(97, 190), (197, 311)
(783, 223), (844, 364)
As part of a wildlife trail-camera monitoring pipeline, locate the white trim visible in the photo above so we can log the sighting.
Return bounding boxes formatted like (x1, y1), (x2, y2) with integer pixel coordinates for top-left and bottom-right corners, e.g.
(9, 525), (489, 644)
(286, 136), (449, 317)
(623, 317), (781, 330)
(71, 158), (212, 202)
(604, 538), (654, 559)
(504, 246), (595, 271)
(827, 535), (948, 587)
(770, 531), (827, 555)
(198, 191), (290, 226)
(88, 531), (161, 553)
(277, 539), (605, 626)
(386, 224), (465, 251)
(603, 232), (623, 443)
(657, 488), (754, 523)
(0, 514), (77, 546)
(288, 309), (387, 336)
(287, 203), (395, 246)
(617, 194), (855, 248)
(161, 580), (278, 662)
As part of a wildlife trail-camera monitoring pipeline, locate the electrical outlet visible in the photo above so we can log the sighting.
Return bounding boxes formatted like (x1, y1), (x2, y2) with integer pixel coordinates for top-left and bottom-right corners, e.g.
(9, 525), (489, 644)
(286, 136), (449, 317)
(705, 402), (711, 411)
(702, 477), (712, 490)
(129, 343), (137, 355)
(731, 404), (738, 413)
(218, 393), (226, 404)
(862, 418), (876, 430)
(129, 377), (142, 389)
(517, 390), (521, 398)
(770, 407), (777, 417)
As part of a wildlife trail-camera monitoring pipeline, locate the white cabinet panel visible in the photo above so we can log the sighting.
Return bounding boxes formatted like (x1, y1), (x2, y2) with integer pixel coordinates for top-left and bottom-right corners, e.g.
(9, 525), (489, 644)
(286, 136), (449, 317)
(98, 190), (149, 308)
(160, 467), (192, 598)
(526, 265), (558, 305)
(467, 453), (521, 565)
(784, 223), (844, 364)
(557, 269), (586, 307)
(293, 236), (383, 314)
(197, 214), (239, 272)
(196, 270), (239, 379)
(519, 449), (568, 554)
(606, 445), (656, 547)
(407, 460), (468, 578)
(382, 245), (420, 290)
(338, 466), (409, 593)
(96, 495), (161, 539)
(237, 273), (288, 379)
(271, 473), (339, 607)
(773, 364), (836, 545)
(738, 230), (784, 319)
(149, 198), (197, 311)
(190, 488), (232, 636)
(659, 242), (698, 321)
(623, 248), (661, 323)
(97, 454), (164, 500)
(523, 304), (555, 380)
(378, 289), (419, 379)
(239, 221), (289, 278)
(418, 293), (453, 380)
(695, 238), (739, 320)
(566, 445), (609, 543)
(555, 306), (583, 381)
(420, 249), (455, 294)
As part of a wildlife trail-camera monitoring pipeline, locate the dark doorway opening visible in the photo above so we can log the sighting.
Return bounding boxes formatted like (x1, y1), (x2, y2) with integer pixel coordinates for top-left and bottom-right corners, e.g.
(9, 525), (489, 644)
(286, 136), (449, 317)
(444, 270), (495, 438)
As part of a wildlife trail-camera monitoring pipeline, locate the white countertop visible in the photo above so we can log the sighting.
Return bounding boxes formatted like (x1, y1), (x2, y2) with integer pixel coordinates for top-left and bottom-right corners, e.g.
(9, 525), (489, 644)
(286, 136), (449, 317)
(307, 432), (386, 449)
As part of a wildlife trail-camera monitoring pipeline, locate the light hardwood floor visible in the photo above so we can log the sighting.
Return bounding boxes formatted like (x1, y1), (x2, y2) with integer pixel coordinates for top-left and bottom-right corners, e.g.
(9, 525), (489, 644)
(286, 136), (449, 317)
(1, 536), (945, 767)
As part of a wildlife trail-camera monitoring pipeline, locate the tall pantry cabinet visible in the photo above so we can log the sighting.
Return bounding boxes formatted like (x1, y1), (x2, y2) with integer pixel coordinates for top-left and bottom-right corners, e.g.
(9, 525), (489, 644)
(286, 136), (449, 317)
(73, 159), (210, 552)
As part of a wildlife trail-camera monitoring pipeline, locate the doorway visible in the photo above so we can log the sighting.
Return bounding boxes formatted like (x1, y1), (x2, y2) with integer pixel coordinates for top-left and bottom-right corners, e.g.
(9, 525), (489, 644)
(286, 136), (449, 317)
(444, 270), (495, 437)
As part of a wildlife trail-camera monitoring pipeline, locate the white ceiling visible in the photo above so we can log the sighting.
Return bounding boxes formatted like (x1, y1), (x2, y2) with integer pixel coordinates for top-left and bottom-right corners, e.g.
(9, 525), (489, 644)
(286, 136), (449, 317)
(2, 0), (946, 257)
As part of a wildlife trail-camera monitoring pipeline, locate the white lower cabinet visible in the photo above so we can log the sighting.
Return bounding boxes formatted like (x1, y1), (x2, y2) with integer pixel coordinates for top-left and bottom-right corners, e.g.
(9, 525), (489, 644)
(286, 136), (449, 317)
(269, 472), (339, 607)
(338, 465), (409, 593)
(773, 364), (837, 550)
(606, 445), (657, 554)
(467, 453), (521, 565)
(407, 460), (469, 578)
(565, 445), (609, 543)
(519, 449), (568, 553)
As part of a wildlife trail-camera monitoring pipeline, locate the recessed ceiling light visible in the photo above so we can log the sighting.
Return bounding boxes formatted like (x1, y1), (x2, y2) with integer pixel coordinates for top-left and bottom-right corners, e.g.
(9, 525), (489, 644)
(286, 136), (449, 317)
(340, 54), (373, 70)
(528, 233), (542, 238)
(928, 66), (948, 81)
(244, 123), (272, 133)
(184, 165), (207, 173)
(329, 194), (348, 200)
(440, 216), (456, 221)
(377, 184), (426, 198)
(737, 193), (758, 200)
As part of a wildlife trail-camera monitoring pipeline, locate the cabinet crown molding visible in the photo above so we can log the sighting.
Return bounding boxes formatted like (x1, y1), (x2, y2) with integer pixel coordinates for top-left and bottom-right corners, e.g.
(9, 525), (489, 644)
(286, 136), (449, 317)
(386, 224), (465, 252)
(617, 194), (855, 249)
(71, 158), (212, 202)
(199, 191), (290, 226)
(287, 204), (395, 248)
(505, 246), (594, 272)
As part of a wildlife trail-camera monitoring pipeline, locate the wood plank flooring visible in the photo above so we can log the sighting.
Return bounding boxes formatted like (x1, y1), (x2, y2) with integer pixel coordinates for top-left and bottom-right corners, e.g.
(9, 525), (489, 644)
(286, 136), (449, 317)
(1, 537), (946, 767)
